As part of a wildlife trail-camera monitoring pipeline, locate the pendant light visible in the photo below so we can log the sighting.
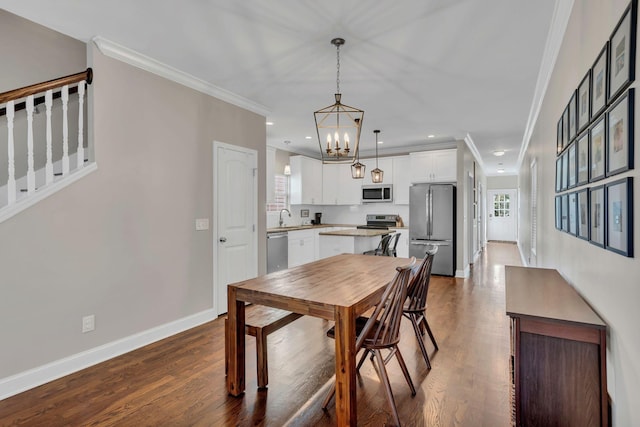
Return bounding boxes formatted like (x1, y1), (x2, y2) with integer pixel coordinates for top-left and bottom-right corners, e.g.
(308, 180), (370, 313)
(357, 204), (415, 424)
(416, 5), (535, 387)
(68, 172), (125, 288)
(314, 38), (364, 165)
(351, 118), (366, 179)
(371, 130), (384, 183)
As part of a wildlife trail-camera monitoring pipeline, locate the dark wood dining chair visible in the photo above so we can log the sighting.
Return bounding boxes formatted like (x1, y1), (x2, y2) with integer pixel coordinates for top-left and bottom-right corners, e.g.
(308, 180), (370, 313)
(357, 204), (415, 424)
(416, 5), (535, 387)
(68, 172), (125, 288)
(403, 246), (439, 369)
(322, 258), (416, 426)
(363, 233), (393, 256)
(385, 232), (401, 257)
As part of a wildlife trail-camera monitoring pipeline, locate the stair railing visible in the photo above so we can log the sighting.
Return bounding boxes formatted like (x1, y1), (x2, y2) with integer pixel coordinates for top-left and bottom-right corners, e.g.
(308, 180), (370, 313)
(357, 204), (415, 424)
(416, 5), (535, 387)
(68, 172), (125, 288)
(0, 68), (93, 216)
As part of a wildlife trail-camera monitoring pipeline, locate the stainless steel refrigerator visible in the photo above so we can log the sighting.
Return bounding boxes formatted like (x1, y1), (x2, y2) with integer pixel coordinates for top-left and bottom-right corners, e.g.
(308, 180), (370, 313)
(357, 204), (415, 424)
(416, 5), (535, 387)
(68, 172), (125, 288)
(409, 183), (456, 276)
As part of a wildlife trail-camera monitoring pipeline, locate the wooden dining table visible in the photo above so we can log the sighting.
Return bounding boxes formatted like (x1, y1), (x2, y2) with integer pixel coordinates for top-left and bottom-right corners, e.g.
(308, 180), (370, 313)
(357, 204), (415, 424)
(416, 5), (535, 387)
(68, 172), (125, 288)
(226, 253), (412, 426)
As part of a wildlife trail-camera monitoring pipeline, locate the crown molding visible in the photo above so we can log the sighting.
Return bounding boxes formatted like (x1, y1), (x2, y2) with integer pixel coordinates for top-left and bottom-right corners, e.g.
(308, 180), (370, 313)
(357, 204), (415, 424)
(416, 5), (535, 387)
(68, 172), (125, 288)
(92, 36), (271, 117)
(464, 133), (486, 174)
(516, 0), (575, 171)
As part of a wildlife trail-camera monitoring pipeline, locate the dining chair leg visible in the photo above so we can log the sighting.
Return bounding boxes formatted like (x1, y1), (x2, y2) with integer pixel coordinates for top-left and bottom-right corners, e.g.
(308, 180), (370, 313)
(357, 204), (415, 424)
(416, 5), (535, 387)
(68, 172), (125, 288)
(356, 348), (371, 371)
(321, 382), (336, 410)
(423, 317), (438, 350)
(394, 346), (416, 396)
(410, 314), (432, 369)
(373, 349), (402, 427)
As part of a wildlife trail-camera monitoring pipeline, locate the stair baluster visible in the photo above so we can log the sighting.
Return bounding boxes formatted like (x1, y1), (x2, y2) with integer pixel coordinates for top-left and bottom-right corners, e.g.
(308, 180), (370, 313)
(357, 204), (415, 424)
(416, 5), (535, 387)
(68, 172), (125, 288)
(26, 96), (35, 194)
(45, 90), (53, 185)
(62, 85), (69, 176)
(77, 83), (85, 170)
(6, 101), (16, 205)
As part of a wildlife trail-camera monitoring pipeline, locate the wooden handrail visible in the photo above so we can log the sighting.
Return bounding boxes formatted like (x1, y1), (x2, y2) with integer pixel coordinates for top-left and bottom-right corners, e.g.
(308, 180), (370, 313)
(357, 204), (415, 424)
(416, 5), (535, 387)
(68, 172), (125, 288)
(0, 67), (92, 105)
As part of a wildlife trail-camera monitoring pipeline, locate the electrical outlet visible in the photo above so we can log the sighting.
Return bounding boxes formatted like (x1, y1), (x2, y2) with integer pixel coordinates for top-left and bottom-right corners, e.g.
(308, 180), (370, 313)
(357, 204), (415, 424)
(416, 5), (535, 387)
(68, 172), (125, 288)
(195, 218), (209, 231)
(82, 315), (95, 333)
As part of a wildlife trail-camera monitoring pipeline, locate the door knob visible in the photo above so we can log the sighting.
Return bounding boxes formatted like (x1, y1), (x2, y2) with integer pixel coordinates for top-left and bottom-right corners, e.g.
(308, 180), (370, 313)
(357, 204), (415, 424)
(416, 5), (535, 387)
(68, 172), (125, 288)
(219, 237), (227, 243)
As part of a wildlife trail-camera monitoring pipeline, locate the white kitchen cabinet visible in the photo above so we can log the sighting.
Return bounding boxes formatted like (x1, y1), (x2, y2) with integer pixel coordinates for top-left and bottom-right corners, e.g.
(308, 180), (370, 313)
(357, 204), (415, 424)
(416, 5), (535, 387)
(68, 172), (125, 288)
(288, 229), (315, 267)
(290, 155), (323, 205)
(361, 158), (393, 185)
(391, 155), (410, 204)
(322, 163), (362, 205)
(409, 149), (457, 183)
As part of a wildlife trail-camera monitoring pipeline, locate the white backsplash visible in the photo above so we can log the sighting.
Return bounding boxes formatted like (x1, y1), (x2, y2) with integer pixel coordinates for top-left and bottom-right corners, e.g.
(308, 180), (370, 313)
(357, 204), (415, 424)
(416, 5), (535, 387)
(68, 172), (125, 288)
(290, 203), (410, 227)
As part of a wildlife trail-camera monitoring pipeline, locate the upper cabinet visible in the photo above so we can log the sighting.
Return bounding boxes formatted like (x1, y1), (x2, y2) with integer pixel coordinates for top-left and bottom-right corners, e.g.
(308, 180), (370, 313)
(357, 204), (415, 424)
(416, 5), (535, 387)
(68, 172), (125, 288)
(323, 163), (361, 205)
(361, 158), (394, 185)
(290, 155), (323, 205)
(409, 149), (457, 183)
(391, 155), (411, 204)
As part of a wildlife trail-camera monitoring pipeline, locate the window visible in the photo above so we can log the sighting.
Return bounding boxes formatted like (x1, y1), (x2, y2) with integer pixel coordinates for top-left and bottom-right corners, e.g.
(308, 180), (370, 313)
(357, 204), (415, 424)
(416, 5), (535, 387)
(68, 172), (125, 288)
(493, 193), (511, 217)
(266, 174), (288, 212)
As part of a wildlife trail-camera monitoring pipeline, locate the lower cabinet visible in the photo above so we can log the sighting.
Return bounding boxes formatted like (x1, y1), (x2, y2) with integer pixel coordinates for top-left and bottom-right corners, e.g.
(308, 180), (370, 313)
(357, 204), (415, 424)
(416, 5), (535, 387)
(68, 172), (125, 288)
(288, 229), (315, 268)
(390, 229), (409, 258)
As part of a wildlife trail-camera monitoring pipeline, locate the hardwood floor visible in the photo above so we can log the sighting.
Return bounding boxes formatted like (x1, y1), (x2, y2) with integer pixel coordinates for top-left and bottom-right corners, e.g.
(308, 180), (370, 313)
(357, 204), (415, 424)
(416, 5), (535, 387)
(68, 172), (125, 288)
(0, 242), (522, 426)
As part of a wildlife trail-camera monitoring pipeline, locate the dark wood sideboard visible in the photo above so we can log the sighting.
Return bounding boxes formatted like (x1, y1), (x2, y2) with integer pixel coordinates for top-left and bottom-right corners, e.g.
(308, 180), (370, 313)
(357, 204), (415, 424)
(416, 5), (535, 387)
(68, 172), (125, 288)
(505, 266), (608, 427)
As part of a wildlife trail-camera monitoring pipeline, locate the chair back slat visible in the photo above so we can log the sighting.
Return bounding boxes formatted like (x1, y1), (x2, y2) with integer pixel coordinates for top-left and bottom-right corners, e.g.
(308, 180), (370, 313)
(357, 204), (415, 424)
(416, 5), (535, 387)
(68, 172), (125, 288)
(406, 246), (438, 312)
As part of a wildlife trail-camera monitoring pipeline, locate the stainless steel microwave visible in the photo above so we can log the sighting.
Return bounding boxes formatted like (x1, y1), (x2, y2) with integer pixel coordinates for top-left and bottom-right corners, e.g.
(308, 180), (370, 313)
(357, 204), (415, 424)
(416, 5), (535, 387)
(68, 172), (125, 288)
(362, 185), (393, 203)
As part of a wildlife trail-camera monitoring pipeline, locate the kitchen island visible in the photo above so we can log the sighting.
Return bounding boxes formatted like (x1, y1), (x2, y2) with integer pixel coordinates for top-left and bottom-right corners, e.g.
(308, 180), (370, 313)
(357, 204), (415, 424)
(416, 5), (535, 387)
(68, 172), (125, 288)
(318, 228), (390, 258)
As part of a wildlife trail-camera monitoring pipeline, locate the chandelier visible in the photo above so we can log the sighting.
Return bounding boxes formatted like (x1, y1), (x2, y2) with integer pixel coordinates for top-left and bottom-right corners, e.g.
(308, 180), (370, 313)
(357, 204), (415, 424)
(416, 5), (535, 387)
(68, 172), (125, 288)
(314, 38), (364, 167)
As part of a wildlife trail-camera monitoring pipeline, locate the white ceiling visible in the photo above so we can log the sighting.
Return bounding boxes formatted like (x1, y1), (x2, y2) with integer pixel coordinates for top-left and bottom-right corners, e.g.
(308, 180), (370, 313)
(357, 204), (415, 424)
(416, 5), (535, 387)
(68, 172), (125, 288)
(0, 0), (559, 175)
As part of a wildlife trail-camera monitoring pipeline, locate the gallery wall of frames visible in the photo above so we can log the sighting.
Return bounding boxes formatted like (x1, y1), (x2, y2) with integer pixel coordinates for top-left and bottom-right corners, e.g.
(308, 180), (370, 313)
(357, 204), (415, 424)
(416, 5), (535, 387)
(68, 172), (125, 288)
(555, 0), (636, 257)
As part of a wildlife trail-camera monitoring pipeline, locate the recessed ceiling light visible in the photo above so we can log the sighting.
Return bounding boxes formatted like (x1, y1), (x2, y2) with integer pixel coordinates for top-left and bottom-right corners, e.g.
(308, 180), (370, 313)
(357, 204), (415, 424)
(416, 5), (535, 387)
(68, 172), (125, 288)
(497, 168), (505, 173)
(378, 140), (384, 144)
(305, 136), (312, 140)
(493, 150), (505, 156)
(283, 140), (291, 145)
(266, 121), (274, 126)
(427, 134), (435, 138)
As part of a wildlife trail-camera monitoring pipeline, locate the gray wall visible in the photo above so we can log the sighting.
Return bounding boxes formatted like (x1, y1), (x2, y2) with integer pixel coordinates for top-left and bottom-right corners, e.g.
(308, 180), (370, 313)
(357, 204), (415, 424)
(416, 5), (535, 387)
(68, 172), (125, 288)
(0, 11), (266, 378)
(518, 1), (639, 425)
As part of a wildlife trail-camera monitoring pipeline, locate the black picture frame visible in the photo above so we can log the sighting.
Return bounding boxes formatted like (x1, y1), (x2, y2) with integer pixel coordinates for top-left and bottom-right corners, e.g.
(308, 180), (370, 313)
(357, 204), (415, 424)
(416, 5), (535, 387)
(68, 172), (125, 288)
(608, 0), (637, 103)
(557, 116), (564, 155)
(606, 88), (635, 176)
(568, 141), (577, 188)
(555, 195), (562, 230)
(577, 188), (589, 240)
(591, 42), (609, 118)
(562, 105), (570, 151)
(568, 191), (578, 235)
(568, 91), (577, 141)
(578, 70), (592, 132)
(561, 150), (569, 190)
(561, 193), (569, 232)
(577, 132), (589, 185)
(589, 115), (606, 182)
(605, 177), (634, 256)
(589, 185), (606, 247)
(555, 156), (563, 193)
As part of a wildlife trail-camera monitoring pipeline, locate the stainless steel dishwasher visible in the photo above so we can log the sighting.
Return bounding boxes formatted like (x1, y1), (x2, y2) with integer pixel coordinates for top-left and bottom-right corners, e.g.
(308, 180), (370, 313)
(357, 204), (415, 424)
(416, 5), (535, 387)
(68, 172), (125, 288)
(267, 232), (288, 273)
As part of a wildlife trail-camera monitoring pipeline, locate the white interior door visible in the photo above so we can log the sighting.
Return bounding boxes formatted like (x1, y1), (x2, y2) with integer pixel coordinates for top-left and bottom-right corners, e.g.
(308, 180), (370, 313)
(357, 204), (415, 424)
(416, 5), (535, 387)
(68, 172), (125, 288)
(487, 189), (517, 242)
(214, 141), (257, 315)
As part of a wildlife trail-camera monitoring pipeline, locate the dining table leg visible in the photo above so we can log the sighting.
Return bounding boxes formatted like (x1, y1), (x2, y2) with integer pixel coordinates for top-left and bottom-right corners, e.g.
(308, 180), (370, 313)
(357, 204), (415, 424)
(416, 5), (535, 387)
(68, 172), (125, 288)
(334, 305), (357, 426)
(226, 286), (246, 396)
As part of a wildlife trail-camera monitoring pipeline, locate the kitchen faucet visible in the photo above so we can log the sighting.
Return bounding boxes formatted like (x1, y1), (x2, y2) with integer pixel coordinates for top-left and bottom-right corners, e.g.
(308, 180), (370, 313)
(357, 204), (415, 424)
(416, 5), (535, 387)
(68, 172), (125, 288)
(279, 208), (291, 227)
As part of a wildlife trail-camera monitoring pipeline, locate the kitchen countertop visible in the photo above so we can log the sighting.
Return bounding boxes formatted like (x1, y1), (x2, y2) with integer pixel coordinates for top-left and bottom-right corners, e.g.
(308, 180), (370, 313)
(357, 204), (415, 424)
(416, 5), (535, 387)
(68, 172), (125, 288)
(267, 224), (356, 234)
(318, 228), (391, 237)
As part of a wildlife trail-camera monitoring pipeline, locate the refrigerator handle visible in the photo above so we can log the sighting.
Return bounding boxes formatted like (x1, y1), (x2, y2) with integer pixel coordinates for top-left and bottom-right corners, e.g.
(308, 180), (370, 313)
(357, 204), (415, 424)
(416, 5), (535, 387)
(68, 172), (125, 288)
(428, 188), (433, 236)
(425, 191), (430, 237)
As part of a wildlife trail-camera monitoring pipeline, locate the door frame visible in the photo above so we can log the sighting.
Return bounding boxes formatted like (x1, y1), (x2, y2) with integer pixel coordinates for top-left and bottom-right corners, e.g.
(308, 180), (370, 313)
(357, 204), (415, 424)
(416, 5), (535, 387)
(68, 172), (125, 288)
(212, 140), (258, 315)
(486, 188), (518, 242)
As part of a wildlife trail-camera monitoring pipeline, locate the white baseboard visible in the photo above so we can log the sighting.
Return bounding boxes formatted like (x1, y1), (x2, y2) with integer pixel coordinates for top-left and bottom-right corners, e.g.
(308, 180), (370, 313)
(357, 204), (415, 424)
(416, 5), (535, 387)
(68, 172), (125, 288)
(455, 265), (470, 278)
(0, 308), (217, 401)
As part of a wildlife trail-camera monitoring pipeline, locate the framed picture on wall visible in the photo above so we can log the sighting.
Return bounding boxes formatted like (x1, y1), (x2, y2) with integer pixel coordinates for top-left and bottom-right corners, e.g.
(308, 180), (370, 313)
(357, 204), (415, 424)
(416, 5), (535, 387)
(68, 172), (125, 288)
(590, 115), (606, 182)
(568, 91), (577, 141)
(577, 132), (589, 185)
(555, 195), (562, 230)
(562, 105), (570, 151)
(568, 142), (577, 188)
(591, 43), (609, 118)
(557, 116), (564, 155)
(605, 177), (633, 256)
(578, 70), (591, 132)
(606, 88), (634, 176)
(556, 157), (563, 192)
(589, 185), (605, 247)
(577, 188), (589, 240)
(561, 150), (569, 190)
(608, 1), (637, 102)
(568, 192), (577, 235)
(561, 193), (569, 232)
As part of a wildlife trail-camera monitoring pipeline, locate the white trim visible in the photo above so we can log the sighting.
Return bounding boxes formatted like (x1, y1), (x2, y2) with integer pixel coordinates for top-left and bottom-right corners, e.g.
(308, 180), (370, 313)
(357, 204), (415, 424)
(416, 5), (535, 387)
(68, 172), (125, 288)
(0, 309), (217, 400)
(92, 37), (270, 117)
(517, 241), (529, 267)
(464, 133), (486, 173)
(517, 0), (575, 171)
(0, 163), (98, 224)
(455, 266), (470, 278)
